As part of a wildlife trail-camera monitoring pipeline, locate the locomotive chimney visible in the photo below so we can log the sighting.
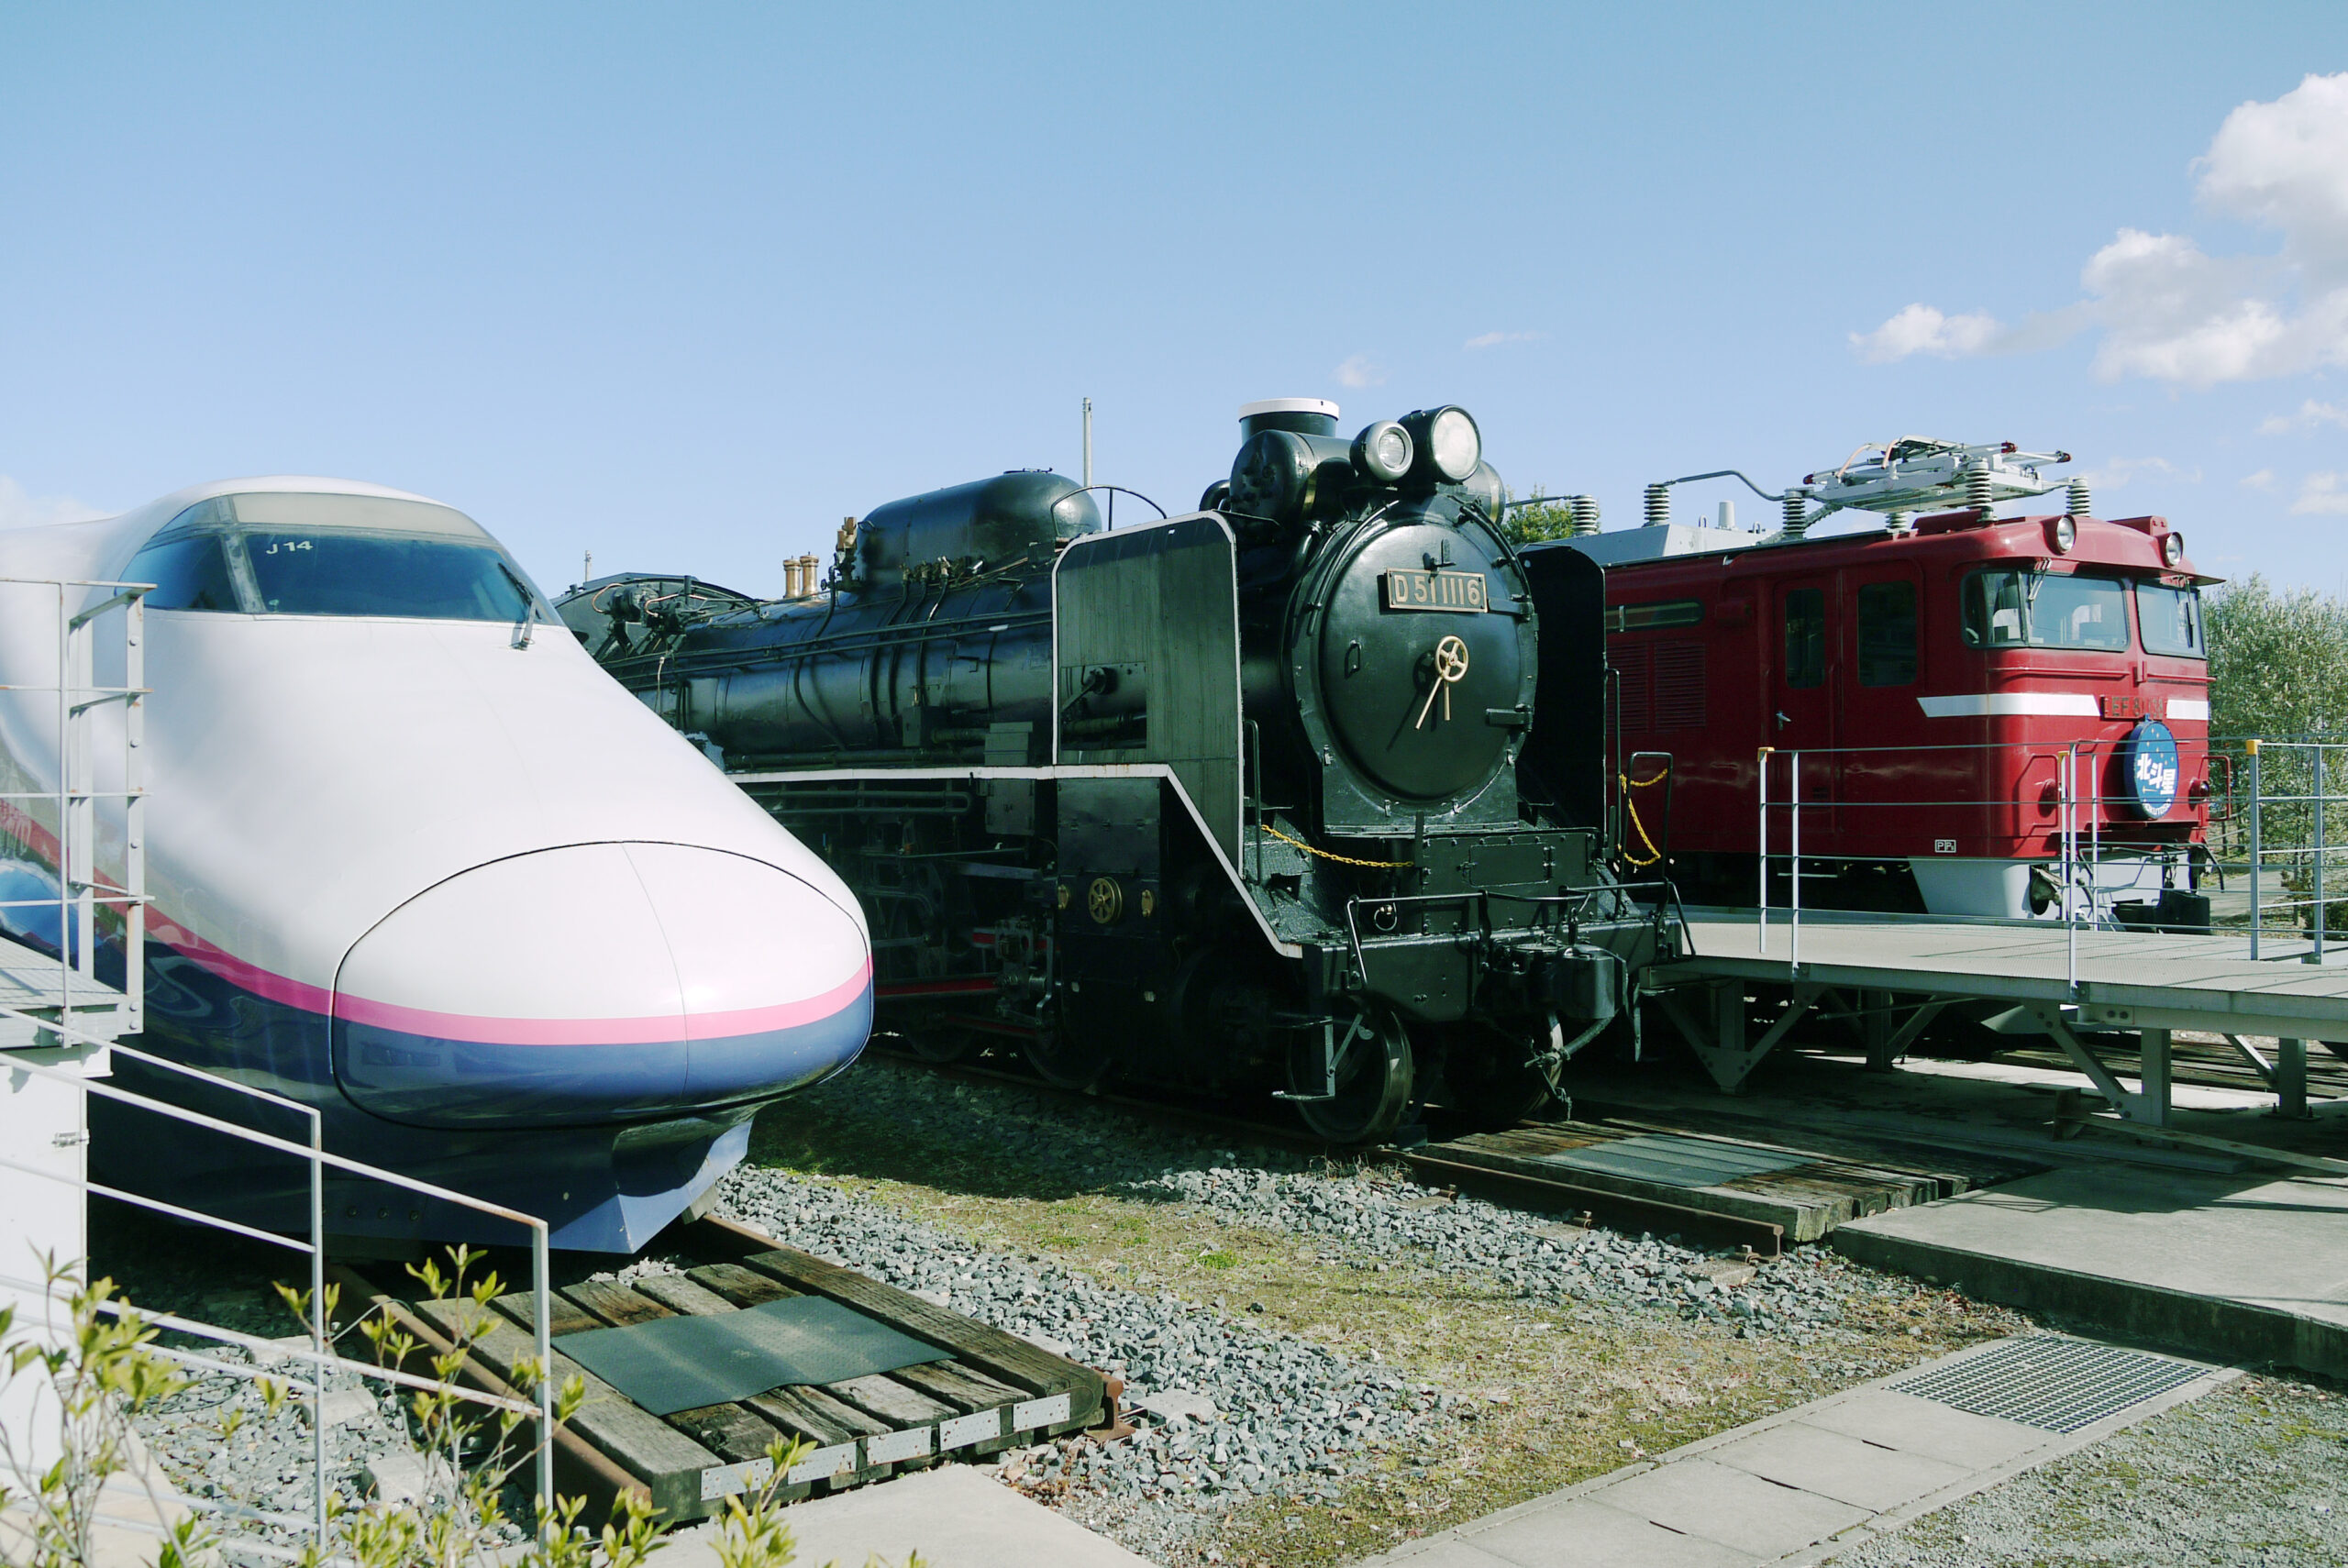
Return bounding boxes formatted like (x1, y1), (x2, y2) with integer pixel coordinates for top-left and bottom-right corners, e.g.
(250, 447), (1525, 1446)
(1239, 397), (1341, 440)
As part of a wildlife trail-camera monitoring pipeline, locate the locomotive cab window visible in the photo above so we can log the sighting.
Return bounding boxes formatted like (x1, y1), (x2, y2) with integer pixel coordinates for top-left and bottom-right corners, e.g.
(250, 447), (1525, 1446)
(1855, 580), (1917, 687)
(1782, 588), (1825, 689)
(1962, 568), (2131, 653)
(2136, 581), (2207, 659)
(123, 492), (550, 624)
(123, 532), (239, 612)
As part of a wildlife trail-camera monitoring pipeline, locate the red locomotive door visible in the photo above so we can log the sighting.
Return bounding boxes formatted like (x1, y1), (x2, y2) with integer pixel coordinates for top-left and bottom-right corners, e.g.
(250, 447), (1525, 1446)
(1770, 579), (1837, 845)
(1840, 566), (1923, 858)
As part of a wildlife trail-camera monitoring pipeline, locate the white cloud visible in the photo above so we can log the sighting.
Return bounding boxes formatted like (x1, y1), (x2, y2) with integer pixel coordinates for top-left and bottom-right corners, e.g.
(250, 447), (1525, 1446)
(2291, 471), (2348, 514)
(1855, 72), (2348, 384)
(1849, 304), (2006, 362)
(2243, 468), (2278, 490)
(2260, 398), (2348, 433)
(2199, 72), (2348, 275)
(1334, 354), (1386, 389)
(2078, 456), (2199, 491)
(1463, 330), (1539, 350)
(0, 476), (104, 530)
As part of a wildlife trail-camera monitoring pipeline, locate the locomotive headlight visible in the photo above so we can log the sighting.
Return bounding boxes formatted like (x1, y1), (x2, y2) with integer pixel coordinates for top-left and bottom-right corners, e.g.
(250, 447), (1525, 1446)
(1400, 405), (1483, 483)
(2163, 531), (2185, 566)
(1425, 406), (1481, 481)
(2052, 514), (2077, 553)
(1352, 420), (1415, 483)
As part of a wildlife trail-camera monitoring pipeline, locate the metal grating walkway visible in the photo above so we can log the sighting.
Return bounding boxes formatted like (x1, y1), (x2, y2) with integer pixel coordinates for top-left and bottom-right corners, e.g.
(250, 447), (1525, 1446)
(1886, 1335), (2209, 1433)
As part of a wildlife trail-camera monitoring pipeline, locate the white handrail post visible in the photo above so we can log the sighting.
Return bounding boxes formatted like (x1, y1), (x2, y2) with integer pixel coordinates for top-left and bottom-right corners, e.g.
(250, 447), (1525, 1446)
(1757, 747), (1771, 955)
(535, 1220), (555, 1524)
(1789, 750), (1802, 977)
(2088, 740), (2101, 929)
(2066, 743), (2078, 990)
(310, 1111), (328, 1544)
(2249, 741), (2263, 961)
(125, 588), (145, 1032)
(2313, 744), (2329, 966)
(53, 581), (70, 1022)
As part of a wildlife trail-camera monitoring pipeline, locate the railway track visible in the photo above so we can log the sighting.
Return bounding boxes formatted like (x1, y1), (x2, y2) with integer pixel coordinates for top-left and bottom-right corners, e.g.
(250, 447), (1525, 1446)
(870, 1039), (1809, 1258)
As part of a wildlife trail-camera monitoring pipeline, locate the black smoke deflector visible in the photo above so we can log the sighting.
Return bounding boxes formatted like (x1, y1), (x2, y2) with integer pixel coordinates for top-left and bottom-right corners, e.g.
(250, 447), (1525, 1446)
(555, 1296), (951, 1416)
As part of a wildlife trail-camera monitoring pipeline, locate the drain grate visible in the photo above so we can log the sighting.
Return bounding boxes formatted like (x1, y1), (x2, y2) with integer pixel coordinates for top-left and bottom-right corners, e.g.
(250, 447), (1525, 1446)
(1532, 1132), (1811, 1189)
(1887, 1336), (2208, 1433)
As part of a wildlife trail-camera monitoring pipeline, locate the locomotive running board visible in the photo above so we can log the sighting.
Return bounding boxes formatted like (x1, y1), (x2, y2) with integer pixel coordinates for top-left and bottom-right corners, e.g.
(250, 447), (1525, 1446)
(727, 762), (1305, 958)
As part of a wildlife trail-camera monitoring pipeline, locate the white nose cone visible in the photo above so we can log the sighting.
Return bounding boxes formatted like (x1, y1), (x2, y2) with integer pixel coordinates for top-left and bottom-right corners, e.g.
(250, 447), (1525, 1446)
(332, 842), (870, 1126)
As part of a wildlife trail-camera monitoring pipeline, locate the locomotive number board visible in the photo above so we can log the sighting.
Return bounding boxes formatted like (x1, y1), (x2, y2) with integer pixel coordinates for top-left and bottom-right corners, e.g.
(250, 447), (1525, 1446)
(1382, 569), (1490, 612)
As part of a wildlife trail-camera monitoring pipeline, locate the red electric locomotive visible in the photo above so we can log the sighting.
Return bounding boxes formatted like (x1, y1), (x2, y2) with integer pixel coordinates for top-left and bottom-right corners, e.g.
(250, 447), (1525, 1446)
(1534, 440), (2218, 922)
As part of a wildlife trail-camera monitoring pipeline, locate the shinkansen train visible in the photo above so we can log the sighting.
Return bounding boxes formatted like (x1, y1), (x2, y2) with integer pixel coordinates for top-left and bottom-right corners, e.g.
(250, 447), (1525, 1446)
(0, 478), (872, 1252)
(565, 400), (1678, 1143)
(1545, 440), (2217, 923)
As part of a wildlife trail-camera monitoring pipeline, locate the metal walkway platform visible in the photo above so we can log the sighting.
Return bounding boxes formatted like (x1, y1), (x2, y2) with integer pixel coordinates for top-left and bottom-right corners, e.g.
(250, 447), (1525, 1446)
(1653, 910), (2348, 1124)
(0, 947), (136, 1049)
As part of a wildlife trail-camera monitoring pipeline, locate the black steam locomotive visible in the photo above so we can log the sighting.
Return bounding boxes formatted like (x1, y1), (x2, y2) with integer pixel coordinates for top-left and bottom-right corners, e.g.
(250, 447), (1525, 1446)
(560, 400), (1676, 1141)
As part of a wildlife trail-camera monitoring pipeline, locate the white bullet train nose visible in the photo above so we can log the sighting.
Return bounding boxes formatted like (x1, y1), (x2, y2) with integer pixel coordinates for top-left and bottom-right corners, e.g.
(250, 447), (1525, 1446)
(330, 843), (871, 1127)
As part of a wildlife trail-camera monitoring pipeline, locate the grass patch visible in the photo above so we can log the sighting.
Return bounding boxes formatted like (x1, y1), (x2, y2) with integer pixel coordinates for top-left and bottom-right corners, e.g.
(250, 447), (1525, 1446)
(741, 1069), (2027, 1564)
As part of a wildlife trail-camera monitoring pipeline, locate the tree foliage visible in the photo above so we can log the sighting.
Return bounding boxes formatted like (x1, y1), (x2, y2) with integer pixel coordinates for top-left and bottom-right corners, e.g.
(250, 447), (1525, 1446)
(2205, 573), (2348, 739)
(1497, 489), (1580, 546)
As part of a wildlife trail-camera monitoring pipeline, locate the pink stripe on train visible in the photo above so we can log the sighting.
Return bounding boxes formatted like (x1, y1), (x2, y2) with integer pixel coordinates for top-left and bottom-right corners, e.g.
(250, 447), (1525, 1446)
(151, 914), (872, 1046)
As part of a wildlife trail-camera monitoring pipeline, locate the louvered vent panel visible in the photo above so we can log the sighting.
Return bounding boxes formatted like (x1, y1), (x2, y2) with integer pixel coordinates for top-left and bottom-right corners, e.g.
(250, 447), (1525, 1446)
(1614, 643), (1652, 732)
(1653, 640), (1707, 731)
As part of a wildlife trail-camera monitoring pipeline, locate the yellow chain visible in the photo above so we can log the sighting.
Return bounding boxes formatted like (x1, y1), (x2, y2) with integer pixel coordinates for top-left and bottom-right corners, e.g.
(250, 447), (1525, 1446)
(1618, 767), (1668, 867)
(1257, 822), (1414, 869)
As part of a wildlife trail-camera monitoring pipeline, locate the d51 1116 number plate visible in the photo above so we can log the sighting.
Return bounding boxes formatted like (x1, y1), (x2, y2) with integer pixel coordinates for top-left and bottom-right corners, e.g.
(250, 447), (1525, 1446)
(1382, 569), (1489, 612)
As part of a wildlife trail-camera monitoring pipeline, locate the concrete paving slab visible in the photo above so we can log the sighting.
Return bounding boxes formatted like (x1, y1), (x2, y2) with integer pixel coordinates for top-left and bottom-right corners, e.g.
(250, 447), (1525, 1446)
(1795, 1389), (2047, 1470)
(658, 1465), (1148, 1568)
(1834, 1164), (2348, 1375)
(1360, 1334), (2238, 1568)
(1591, 1460), (1872, 1558)
(1463, 1497), (1757, 1567)
(1701, 1421), (1972, 1513)
(1370, 1535), (1517, 1567)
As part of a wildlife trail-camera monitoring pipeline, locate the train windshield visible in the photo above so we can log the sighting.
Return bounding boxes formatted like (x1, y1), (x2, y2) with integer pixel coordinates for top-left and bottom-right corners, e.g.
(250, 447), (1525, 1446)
(1962, 569), (2131, 652)
(125, 493), (548, 623)
(2135, 582), (2207, 658)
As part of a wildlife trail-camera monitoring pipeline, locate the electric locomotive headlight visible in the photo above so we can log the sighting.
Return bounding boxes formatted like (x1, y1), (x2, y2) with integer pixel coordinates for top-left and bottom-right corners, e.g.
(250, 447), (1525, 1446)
(2052, 514), (2077, 553)
(2163, 531), (2185, 566)
(1352, 420), (1415, 483)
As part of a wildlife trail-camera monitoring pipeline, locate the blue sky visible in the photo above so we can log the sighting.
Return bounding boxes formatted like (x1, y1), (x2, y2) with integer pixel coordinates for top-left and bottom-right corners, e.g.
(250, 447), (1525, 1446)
(5, 3), (2346, 595)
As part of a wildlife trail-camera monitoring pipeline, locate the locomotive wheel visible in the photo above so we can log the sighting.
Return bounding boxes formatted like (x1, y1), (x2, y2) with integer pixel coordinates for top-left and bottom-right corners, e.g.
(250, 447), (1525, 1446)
(1024, 1027), (1113, 1093)
(1286, 1004), (1414, 1143)
(1443, 1028), (1555, 1131)
(906, 1026), (980, 1065)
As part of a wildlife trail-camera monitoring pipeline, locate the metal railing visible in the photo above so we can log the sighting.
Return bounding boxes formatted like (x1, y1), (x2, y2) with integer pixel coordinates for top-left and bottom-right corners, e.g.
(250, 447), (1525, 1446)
(1755, 734), (2222, 988)
(1755, 731), (2348, 983)
(0, 577), (556, 1558)
(2229, 738), (2348, 963)
(0, 577), (149, 1039)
